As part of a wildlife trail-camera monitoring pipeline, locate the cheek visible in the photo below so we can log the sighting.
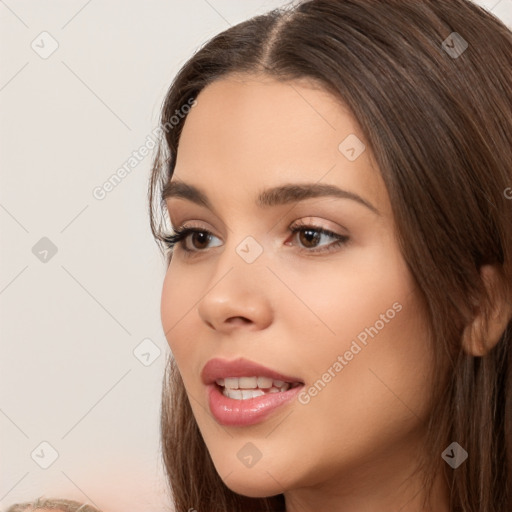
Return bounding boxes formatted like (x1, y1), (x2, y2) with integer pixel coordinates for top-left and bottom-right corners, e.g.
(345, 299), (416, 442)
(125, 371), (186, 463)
(160, 270), (176, 347)
(281, 244), (417, 361)
(286, 247), (433, 427)
(291, 274), (433, 459)
(160, 266), (197, 355)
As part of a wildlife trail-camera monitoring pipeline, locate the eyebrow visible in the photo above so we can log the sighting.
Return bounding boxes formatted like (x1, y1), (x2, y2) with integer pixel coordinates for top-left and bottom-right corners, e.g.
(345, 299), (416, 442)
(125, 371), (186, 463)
(162, 179), (380, 215)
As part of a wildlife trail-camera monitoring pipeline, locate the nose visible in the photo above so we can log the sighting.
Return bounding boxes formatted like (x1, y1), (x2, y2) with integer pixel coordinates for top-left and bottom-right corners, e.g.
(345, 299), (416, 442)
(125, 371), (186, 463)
(196, 260), (274, 334)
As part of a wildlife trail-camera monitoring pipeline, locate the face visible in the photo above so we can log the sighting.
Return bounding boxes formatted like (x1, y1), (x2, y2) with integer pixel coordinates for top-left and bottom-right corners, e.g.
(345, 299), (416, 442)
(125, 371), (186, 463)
(160, 74), (437, 505)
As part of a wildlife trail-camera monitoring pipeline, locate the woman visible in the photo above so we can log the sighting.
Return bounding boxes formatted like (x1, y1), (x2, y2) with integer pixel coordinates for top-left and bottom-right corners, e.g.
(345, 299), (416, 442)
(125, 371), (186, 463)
(149, 0), (512, 511)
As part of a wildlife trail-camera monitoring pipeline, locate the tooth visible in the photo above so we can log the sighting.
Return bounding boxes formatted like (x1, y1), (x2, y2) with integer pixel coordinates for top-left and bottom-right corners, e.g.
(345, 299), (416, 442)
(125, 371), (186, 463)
(224, 388), (243, 399)
(224, 377), (239, 389)
(223, 388), (266, 400)
(239, 376), (258, 389)
(257, 376), (273, 389)
(241, 389), (265, 399)
(220, 376), (296, 393)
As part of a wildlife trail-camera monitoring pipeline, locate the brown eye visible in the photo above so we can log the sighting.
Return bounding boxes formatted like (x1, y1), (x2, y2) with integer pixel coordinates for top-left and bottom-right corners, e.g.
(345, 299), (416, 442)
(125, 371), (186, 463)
(289, 224), (349, 254)
(162, 226), (220, 255)
(298, 228), (321, 248)
(187, 231), (212, 250)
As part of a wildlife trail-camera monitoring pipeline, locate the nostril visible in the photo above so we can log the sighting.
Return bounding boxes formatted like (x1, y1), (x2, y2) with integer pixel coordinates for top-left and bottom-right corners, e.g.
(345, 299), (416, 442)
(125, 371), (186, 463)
(227, 316), (251, 325)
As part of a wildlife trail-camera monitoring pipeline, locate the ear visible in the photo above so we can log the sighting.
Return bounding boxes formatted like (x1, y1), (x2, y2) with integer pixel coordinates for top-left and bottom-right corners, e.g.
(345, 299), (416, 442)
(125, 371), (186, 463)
(462, 264), (512, 357)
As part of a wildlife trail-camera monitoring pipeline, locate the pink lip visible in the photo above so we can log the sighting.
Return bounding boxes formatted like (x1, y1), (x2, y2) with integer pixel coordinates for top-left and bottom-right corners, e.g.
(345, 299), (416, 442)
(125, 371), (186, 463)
(201, 357), (304, 427)
(206, 383), (304, 427)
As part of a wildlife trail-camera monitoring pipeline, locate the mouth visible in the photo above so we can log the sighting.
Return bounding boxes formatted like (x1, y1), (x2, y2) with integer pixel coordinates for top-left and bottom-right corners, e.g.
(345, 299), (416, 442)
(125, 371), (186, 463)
(201, 357), (305, 427)
(215, 376), (303, 400)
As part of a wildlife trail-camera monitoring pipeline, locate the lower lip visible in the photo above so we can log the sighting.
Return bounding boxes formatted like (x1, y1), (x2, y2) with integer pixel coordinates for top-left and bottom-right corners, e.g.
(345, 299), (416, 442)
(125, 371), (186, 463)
(206, 383), (304, 427)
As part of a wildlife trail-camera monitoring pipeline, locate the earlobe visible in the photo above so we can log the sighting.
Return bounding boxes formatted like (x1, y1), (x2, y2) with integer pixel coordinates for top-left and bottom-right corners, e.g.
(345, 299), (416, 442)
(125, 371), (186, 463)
(461, 264), (512, 357)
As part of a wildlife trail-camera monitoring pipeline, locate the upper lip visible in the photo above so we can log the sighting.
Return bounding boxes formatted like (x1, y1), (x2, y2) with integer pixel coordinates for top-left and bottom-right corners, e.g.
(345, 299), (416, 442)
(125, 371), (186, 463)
(201, 357), (304, 385)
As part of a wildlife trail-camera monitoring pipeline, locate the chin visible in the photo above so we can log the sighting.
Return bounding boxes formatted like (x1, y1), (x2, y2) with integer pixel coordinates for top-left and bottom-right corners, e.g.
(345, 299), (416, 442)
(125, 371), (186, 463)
(220, 470), (288, 498)
(206, 449), (293, 497)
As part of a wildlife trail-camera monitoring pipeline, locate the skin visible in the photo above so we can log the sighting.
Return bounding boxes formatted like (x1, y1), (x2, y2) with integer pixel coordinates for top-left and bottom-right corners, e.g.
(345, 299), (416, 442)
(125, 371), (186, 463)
(160, 73), (450, 512)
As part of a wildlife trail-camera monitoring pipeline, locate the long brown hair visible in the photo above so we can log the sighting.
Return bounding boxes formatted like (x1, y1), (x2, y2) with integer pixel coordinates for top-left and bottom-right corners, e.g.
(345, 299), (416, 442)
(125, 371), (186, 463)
(148, 1), (512, 510)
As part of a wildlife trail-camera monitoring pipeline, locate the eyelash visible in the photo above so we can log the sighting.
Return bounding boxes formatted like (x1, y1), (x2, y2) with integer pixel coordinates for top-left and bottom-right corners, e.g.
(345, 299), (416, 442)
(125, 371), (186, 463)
(161, 221), (349, 257)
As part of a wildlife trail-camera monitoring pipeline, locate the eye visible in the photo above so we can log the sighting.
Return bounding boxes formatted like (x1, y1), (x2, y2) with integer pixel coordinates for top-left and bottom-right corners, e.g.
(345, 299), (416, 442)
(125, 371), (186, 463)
(287, 220), (349, 254)
(161, 221), (349, 256)
(162, 225), (221, 254)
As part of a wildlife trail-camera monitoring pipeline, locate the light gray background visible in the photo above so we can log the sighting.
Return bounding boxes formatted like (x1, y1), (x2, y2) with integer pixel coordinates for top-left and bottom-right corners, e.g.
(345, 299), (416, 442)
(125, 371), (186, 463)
(1, 1), (511, 511)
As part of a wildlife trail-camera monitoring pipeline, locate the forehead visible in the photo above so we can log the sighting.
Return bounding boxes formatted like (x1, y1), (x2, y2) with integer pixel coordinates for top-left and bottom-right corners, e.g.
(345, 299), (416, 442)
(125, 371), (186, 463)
(172, 73), (388, 216)
(178, 73), (357, 161)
